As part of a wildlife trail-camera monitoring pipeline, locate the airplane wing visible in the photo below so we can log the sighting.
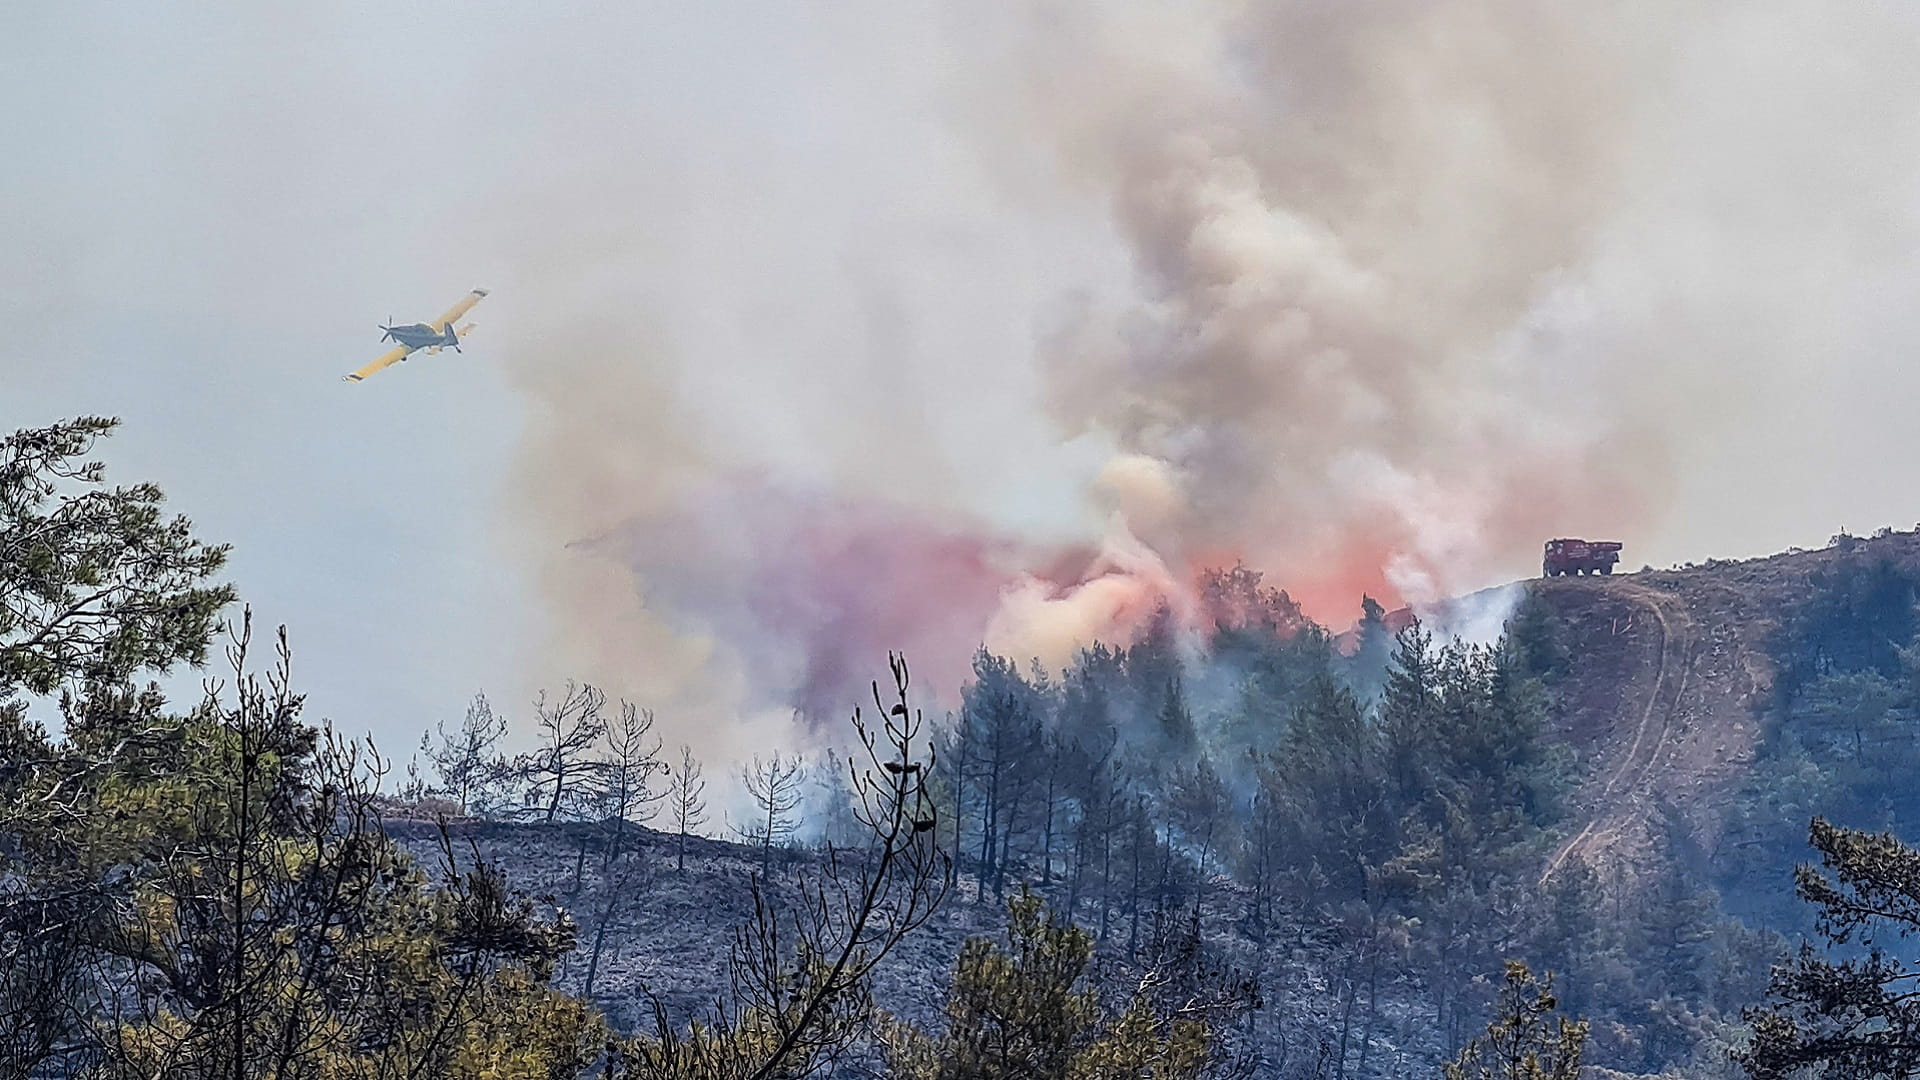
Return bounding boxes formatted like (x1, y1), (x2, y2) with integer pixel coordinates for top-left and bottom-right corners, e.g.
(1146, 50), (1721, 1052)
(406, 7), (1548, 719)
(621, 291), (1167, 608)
(343, 344), (413, 383)
(429, 288), (489, 332)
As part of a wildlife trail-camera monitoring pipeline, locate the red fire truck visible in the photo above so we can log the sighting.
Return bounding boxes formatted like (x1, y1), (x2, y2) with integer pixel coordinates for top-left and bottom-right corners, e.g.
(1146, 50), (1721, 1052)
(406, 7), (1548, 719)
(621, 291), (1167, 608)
(1542, 538), (1622, 577)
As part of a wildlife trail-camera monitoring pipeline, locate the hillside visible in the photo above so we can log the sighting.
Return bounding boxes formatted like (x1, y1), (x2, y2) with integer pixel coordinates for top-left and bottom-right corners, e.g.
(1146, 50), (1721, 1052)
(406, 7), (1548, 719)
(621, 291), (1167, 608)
(378, 528), (1920, 1078)
(1535, 528), (1920, 889)
(388, 818), (1378, 1076)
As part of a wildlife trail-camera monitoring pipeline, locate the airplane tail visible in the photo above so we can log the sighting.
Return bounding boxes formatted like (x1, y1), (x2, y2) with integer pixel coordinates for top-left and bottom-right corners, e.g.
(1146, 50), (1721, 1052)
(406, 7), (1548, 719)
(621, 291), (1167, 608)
(446, 323), (461, 353)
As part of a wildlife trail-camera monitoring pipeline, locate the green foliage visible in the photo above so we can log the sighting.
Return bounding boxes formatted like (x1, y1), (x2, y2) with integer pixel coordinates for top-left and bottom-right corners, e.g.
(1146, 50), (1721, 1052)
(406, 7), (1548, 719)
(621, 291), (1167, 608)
(1739, 817), (1920, 1079)
(1729, 553), (1920, 929)
(0, 422), (603, 1079)
(1382, 628), (1552, 832)
(1504, 590), (1570, 684)
(1259, 670), (1388, 899)
(883, 890), (1214, 1080)
(421, 691), (513, 817)
(1775, 556), (1920, 704)
(942, 594), (1580, 1071)
(1166, 756), (1232, 879)
(2, 420), (976, 1080)
(1444, 961), (1588, 1080)
(0, 417), (233, 699)
(16, 414), (1845, 1077)
(38, 621), (597, 1080)
(1343, 594), (1395, 705)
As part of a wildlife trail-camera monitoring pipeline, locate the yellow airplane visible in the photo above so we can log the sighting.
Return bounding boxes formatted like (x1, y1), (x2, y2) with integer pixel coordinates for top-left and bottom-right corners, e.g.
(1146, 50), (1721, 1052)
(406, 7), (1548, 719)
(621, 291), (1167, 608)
(343, 288), (489, 383)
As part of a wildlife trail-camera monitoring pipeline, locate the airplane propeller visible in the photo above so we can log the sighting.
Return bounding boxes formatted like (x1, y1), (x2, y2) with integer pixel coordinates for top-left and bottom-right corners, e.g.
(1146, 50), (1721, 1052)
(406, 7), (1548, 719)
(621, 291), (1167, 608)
(379, 316), (395, 343)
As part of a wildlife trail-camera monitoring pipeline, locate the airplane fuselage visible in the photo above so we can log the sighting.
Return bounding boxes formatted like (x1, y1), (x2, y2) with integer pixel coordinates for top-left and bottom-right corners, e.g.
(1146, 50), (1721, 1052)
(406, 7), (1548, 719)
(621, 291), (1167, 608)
(347, 288), (486, 382)
(382, 323), (457, 349)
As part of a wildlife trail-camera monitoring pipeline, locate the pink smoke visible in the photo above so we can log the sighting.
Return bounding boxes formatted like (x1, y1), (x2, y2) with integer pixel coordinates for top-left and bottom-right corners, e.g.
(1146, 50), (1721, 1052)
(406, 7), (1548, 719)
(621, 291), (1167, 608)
(586, 468), (1413, 718)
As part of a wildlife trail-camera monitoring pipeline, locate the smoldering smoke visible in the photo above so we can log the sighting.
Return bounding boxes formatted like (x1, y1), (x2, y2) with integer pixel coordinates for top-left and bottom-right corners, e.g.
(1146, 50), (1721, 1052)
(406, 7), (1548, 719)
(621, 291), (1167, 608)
(989, 2), (1674, 616)
(499, 1), (1920, 767)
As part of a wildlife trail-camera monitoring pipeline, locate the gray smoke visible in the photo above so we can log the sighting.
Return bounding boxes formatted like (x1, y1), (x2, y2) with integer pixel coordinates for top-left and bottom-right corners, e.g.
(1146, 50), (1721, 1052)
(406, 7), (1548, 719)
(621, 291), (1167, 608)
(11, 2), (1920, 783)
(489, 2), (1920, 769)
(965, 1), (1920, 610)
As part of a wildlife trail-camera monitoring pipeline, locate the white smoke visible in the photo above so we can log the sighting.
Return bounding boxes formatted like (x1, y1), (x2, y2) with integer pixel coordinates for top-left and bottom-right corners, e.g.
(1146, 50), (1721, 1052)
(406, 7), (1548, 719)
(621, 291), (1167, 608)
(22, 3), (1920, 792)
(487, 1), (1920, 760)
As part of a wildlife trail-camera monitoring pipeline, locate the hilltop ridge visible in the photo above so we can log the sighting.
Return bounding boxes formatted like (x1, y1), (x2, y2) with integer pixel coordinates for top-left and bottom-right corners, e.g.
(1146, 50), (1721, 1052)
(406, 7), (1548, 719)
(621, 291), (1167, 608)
(1533, 527), (1920, 886)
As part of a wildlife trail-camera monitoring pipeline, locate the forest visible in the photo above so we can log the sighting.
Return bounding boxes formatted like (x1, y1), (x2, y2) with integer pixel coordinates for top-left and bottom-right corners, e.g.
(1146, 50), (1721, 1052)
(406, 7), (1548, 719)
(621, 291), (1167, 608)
(11, 416), (1920, 1079)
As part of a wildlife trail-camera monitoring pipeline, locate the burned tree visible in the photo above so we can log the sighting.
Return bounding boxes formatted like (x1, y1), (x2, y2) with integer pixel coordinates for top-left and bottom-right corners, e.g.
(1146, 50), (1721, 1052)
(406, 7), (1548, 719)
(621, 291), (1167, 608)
(621, 653), (951, 1079)
(601, 703), (666, 839)
(667, 745), (708, 874)
(737, 751), (805, 878)
(515, 681), (610, 823)
(957, 649), (1044, 903)
(581, 703), (667, 994)
(1169, 755), (1233, 885)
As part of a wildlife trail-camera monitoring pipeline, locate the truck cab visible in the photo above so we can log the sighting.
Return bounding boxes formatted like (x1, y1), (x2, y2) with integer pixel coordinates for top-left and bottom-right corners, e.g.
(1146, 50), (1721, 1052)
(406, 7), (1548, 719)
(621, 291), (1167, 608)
(1543, 538), (1623, 577)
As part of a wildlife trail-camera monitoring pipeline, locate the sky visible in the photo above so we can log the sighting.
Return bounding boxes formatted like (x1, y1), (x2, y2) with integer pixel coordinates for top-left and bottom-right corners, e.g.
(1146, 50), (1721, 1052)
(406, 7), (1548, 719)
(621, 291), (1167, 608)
(11, 2), (1920, 780)
(1, 2), (1118, 766)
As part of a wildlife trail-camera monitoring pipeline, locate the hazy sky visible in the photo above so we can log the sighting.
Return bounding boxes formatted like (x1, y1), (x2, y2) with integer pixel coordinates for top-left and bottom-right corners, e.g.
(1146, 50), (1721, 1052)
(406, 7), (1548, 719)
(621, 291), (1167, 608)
(11, 2), (1920, 770)
(1, 2), (1116, 759)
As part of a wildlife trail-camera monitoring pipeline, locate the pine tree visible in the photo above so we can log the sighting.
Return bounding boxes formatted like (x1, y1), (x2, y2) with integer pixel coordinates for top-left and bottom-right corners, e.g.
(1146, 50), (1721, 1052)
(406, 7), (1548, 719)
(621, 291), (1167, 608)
(959, 649), (1043, 902)
(601, 702), (666, 831)
(1168, 755), (1232, 882)
(1634, 803), (1718, 1005)
(667, 745), (708, 873)
(1527, 856), (1604, 1015)
(810, 747), (867, 851)
(3, 614), (599, 1080)
(737, 752), (805, 878)
(1345, 594), (1395, 704)
(584, 709), (663, 1003)
(515, 681), (611, 822)
(0, 417), (234, 700)
(1444, 961), (1588, 1080)
(1267, 671), (1387, 900)
(1378, 622), (1441, 810)
(1155, 678), (1198, 753)
(419, 691), (509, 817)
(1739, 817), (1920, 1079)
(882, 890), (1216, 1080)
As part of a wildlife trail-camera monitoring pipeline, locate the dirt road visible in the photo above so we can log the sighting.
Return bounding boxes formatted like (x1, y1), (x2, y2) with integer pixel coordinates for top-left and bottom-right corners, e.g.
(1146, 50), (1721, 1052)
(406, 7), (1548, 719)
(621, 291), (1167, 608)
(1539, 580), (1699, 885)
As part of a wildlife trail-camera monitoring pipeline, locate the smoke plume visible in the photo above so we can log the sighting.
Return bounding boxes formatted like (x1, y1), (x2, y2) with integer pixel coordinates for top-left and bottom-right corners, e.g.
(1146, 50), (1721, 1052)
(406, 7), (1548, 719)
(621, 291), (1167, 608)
(491, 1), (1920, 764)
(970, 3), (1681, 617)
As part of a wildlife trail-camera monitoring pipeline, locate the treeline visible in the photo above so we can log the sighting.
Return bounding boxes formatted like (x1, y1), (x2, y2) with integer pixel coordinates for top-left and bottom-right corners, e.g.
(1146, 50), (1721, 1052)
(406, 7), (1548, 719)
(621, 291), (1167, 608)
(16, 416), (1920, 1079)
(921, 580), (1566, 1060)
(0, 418), (1256, 1079)
(1721, 548), (1920, 925)
(920, 571), (1764, 1073)
(400, 680), (893, 895)
(403, 683), (724, 885)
